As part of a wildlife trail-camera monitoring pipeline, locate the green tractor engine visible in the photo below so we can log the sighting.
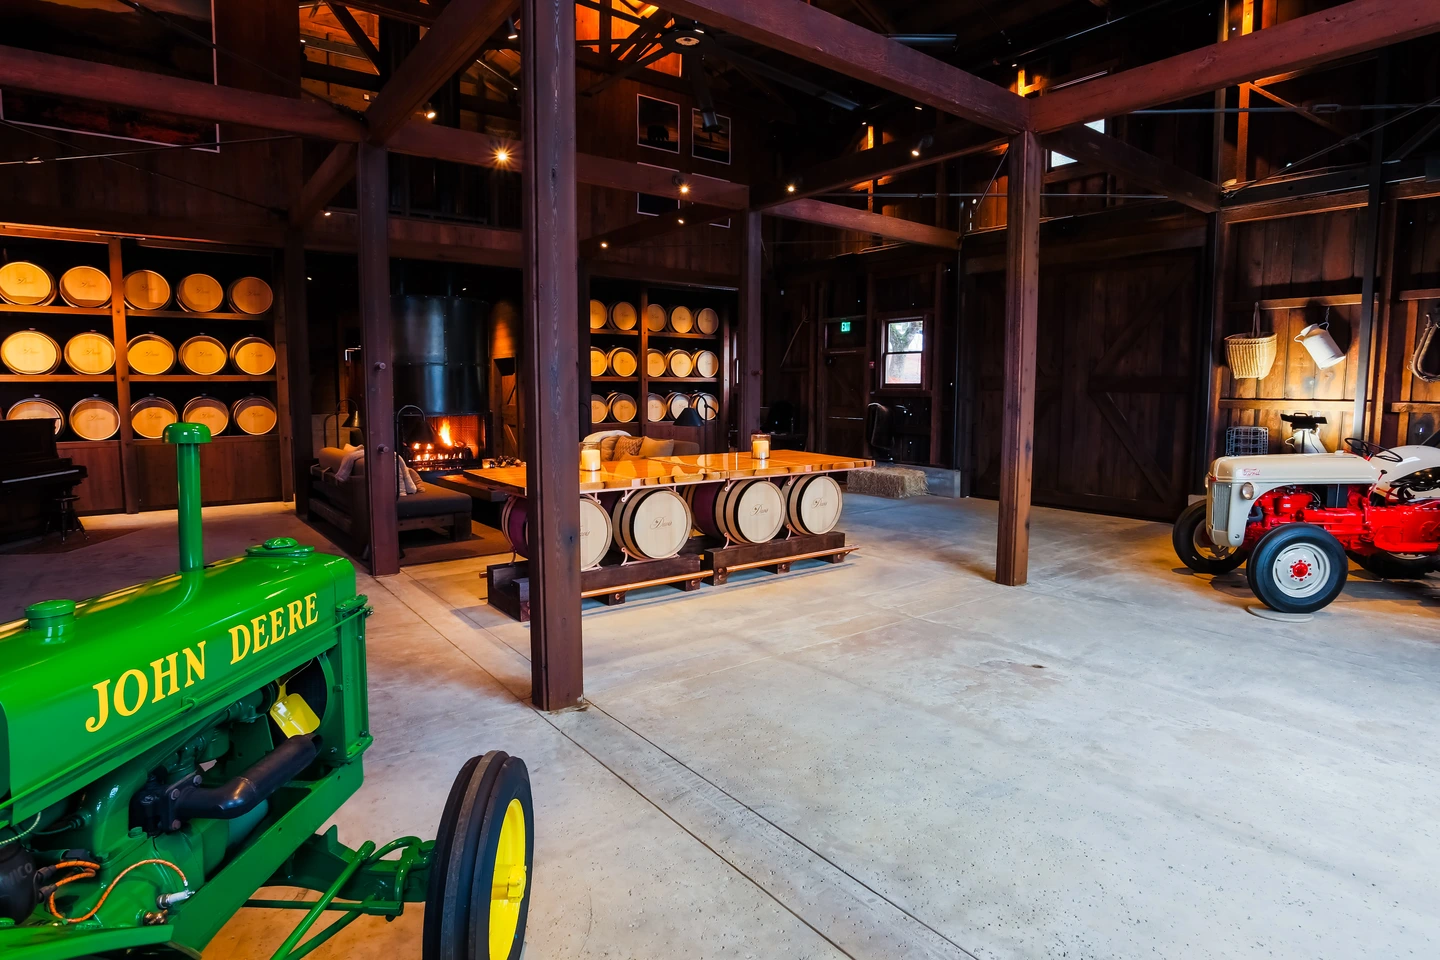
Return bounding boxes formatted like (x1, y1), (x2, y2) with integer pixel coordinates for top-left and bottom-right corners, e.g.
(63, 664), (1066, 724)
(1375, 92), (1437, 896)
(0, 423), (533, 960)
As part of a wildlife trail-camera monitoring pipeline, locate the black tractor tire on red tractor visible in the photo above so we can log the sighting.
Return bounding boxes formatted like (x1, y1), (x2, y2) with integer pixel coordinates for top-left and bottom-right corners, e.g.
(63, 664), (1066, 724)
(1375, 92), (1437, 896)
(1172, 501), (1246, 574)
(1248, 523), (1349, 614)
(1349, 549), (1436, 580)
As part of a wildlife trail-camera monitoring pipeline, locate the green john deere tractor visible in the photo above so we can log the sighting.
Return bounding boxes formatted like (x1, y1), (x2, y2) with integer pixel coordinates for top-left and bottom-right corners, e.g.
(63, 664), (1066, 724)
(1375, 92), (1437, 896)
(0, 423), (533, 960)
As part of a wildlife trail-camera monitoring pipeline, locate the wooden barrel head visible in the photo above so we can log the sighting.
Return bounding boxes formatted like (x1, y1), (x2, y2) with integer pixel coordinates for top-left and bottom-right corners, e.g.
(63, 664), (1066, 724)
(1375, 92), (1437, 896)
(610, 301), (638, 330)
(590, 346), (609, 377)
(643, 302), (667, 332)
(63, 332), (116, 375)
(179, 335), (228, 375)
(646, 392), (667, 422)
(669, 305), (694, 333)
(589, 299), (609, 330)
(692, 391), (719, 421)
(607, 393), (637, 423)
(232, 396), (277, 435)
(2, 330), (61, 375)
(613, 487), (691, 559)
(590, 393), (609, 424)
(228, 276), (274, 314)
(229, 336), (276, 375)
(501, 496), (529, 556)
(787, 474), (843, 535)
(177, 273), (224, 312)
(7, 397), (64, 434)
(608, 346), (638, 377)
(182, 396), (229, 435)
(666, 349), (694, 377)
(126, 334), (175, 376)
(720, 478), (785, 543)
(693, 349), (719, 378)
(69, 397), (120, 441)
(58, 266), (111, 308)
(695, 306), (720, 335)
(665, 392), (690, 419)
(130, 396), (178, 439)
(646, 348), (667, 377)
(578, 496), (613, 569)
(123, 270), (171, 310)
(0, 262), (55, 305)
(683, 482), (723, 538)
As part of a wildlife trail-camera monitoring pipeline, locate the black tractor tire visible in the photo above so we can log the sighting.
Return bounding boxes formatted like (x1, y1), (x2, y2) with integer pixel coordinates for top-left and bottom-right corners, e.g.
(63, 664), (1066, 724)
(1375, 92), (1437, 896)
(423, 752), (533, 960)
(1247, 524), (1348, 614)
(466, 755), (533, 960)
(1349, 550), (1436, 580)
(1172, 500), (1246, 574)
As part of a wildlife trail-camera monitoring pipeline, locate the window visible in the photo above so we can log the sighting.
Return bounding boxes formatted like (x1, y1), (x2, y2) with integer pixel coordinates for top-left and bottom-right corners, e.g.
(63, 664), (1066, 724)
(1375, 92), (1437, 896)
(882, 319), (925, 386)
(1049, 118), (1106, 169)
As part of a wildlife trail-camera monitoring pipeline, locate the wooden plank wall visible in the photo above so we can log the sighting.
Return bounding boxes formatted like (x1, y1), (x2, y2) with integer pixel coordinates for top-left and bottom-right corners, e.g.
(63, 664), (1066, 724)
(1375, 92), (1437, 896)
(1378, 197), (1440, 446)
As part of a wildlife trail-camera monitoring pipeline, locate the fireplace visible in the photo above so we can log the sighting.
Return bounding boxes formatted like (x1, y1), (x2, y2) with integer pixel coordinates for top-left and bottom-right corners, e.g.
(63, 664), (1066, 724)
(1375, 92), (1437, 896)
(402, 414), (485, 471)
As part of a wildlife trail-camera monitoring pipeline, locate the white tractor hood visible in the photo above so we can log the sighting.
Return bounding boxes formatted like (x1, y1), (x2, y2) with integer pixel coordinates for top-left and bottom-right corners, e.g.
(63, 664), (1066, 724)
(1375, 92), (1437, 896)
(1211, 452), (1382, 485)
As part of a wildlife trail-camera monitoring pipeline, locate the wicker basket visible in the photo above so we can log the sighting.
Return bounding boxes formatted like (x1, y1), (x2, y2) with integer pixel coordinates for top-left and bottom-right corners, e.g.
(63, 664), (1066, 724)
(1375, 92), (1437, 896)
(1225, 303), (1277, 379)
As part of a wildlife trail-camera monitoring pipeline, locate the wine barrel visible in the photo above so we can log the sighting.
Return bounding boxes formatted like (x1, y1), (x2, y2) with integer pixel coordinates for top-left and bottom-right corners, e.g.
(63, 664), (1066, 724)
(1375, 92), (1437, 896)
(228, 276), (274, 315)
(177, 273), (224, 313)
(785, 474), (843, 535)
(182, 396), (229, 435)
(590, 393), (610, 424)
(610, 301), (638, 331)
(130, 395), (178, 439)
(588, 299), (609, 331)
(691, 391), (719, 421)
(123, 270), (170, 310)
(500, 496), (529, 555)
(607, 346), (638, 378)
(503, 495), (614, 569)
(7, 397), (64, 435)
(58, 266), (111, 308)
(695, 306), (720, 335)
(612, 487), (692, 560)
(0, 262), (55, 305)
(665, 392), (690, 420)
(686, 478), (785, 543)
(126, 333), (175, 376)
(646, 348), (667, 378)
(669, 305), (694, 333)
(606, 392), (637, 423)
(1, 330), (61, 375)
(692, 349), (719, 378)
(70, 397), (120, 441)
(666, 349), (694, 378)
(589, 346), (609, 378)
(232, 396), (277, 435)
(643, 302), (667, 333)
(229, 336), (276, 376)
(63, 331), (116, 375)
(646, 392), (667, 422)
(179, 334), (228, 376)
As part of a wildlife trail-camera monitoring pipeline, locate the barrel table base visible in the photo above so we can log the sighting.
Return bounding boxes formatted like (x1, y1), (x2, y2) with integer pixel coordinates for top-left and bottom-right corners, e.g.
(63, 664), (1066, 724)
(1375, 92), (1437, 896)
(486, 553), (705, 622)
(703, 531), (853, 585)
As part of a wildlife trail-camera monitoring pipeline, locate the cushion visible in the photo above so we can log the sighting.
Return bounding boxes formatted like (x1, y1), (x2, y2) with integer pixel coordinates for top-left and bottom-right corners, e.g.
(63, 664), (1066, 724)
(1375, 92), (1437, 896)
(671, 440), (700, 456)
(613, 435), (644, 459)
(316, 446), (349, 473)
(637, 437), (674, 458)
(599, 435), (622, 461)
(395, 485), (472, 519)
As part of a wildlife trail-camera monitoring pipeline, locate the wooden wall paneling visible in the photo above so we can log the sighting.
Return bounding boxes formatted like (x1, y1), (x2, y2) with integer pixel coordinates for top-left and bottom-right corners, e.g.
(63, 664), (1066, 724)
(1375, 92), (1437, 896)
(737, 211), (764, 439)
(134, 437), (283, 508)
(106, 238), (138, 514)
(522, 0), (583, 710)
(356, 142), (400, 576)
(281, 230), (311, 510)
(57, 441), (125, 515)
(270, 248), (294, 502)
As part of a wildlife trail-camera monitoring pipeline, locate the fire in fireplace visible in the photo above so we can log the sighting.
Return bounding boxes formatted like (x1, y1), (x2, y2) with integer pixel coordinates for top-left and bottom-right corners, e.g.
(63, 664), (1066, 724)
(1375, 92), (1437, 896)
(403, 414), (485, 470)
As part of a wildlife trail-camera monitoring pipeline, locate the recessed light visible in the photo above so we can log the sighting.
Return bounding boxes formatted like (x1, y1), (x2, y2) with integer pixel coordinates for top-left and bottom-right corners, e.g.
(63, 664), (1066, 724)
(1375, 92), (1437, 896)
(677, 218), (685, 225)
(323, 210), (332, 217)
(786, 183), (797, 193)
(600, 241), (609, 249)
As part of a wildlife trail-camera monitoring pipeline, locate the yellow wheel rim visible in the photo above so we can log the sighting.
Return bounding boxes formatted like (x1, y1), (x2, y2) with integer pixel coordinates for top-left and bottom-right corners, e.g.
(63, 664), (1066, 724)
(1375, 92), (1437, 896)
(488, 797), (527, 960)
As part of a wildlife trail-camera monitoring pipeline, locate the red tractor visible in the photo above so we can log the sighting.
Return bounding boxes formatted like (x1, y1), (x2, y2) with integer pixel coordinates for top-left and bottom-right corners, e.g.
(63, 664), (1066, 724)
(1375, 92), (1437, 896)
(1173, 438), (1440, 613)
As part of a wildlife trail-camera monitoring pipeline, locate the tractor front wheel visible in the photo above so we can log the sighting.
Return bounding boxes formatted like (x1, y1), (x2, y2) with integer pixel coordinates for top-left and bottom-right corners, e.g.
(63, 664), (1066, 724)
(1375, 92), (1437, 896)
(1248, 524), (1348, 614)
(1172, 501), (1246, 574)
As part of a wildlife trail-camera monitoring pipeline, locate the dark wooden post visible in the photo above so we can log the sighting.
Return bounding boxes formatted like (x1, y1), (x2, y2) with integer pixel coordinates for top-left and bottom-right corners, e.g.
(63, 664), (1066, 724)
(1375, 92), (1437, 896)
(521, 0), (583, 710)
(737, 210), (764, 442)
(995, 130), (1042, 586)
(356, 141), (400, 576)
(279, 230), (311, 512)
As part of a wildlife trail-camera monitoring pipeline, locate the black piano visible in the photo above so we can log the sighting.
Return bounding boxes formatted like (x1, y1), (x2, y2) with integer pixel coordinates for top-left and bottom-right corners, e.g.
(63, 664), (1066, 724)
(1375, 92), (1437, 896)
(0, 418), (88, 545)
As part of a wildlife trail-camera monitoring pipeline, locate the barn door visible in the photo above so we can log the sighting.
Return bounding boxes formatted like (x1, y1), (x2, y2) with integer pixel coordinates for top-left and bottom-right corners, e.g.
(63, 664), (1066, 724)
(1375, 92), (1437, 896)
(492, 357), (522, 458)
(818, 318), (868, 456)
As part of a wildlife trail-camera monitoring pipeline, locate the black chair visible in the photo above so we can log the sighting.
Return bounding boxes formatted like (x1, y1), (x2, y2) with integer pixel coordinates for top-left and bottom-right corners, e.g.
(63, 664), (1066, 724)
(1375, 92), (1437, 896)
(866, 402), (896, 462)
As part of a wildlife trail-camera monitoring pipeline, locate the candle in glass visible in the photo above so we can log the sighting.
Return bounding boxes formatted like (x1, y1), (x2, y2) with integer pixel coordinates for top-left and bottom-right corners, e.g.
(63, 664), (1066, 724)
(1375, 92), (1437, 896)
(750, 432), (771, 461)
(580, 442), (602, 472)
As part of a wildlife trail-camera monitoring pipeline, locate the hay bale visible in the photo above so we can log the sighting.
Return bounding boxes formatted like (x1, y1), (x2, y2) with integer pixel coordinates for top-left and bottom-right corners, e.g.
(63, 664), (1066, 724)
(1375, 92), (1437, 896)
(848, 465), (928, 499)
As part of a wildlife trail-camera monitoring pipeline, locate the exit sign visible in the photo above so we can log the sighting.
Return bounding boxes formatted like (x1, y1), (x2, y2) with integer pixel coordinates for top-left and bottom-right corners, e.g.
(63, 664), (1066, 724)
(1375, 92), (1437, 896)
(840, 321), (852, 333)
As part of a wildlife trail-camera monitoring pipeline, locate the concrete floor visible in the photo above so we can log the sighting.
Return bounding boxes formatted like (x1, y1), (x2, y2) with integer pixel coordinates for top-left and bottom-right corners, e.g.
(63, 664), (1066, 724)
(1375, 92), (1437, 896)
(2, 494), (1437, 959)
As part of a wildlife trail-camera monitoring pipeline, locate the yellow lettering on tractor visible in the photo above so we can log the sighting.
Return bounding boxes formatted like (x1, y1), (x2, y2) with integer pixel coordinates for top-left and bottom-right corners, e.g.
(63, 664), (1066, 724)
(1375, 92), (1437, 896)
(230, 624), (251, 664)
(270, 607), (286, 644)
(86, 680), (110, 733)
(305, 593), (318, 626)
(251, 614), (269, 652)
(151, 653), (179, 702)
(114, 669), (148, 717)
(183, 642), (206, 686)
(288, 600), (305, 634)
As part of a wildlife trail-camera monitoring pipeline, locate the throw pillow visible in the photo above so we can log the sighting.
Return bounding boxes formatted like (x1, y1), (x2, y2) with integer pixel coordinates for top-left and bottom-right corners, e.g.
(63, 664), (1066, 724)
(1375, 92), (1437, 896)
(637, 436), (675, 458)
(613, 434), (644, 459)
(599, 435), (621, 461)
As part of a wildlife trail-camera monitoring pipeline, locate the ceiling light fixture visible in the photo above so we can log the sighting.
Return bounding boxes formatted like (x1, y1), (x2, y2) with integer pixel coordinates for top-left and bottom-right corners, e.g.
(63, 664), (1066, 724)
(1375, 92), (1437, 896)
(599, 241), (609, 249)
(672, 173), (690, 195)
(677, 218), (685, 225)
(495, 148), (510, 164)
(506, 16), (518, 40)
(911, 134), (934, 158)
(323, 210), (332, 217)
(786, 183), (797, 193)
(423, 103), (437, 120)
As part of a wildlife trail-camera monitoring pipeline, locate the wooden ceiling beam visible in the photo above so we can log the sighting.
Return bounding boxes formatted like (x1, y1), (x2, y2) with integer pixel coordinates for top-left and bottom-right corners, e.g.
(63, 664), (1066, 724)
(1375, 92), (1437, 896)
(766, 198), (959, 249)
(655, 0), (1029, 133)
(580, 204), (734, 258)
(363, 0), (517, 142)
(1032, 0), (1440, 132)
(324, 2), (381, 67)
(291, 143), (358, 225)
(319, 0), (435, 27)
(1043, 124), (1220, 214)
(755, 121), (1005, 208)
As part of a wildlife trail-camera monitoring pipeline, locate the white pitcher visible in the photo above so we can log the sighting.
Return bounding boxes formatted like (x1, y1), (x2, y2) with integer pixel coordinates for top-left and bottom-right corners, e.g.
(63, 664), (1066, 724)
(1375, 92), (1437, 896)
(1295, 321), (1344, 369)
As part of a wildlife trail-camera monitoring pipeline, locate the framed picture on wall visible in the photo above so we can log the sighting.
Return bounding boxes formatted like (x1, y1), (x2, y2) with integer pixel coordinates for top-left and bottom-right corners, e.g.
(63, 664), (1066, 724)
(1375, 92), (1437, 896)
(637, 162), (680, 216)
(692, 109), (731, 164)
(638, 95), (681, 153)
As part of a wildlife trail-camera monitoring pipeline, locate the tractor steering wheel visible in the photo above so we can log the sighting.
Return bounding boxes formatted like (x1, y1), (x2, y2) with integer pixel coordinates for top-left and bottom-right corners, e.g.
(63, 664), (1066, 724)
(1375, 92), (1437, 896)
(1344, 437), (1403, 462)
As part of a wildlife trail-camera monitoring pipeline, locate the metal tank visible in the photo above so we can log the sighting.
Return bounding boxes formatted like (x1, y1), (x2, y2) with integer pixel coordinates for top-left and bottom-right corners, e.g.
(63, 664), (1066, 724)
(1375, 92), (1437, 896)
(392, 295), (487, 415)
